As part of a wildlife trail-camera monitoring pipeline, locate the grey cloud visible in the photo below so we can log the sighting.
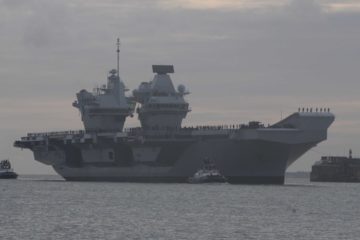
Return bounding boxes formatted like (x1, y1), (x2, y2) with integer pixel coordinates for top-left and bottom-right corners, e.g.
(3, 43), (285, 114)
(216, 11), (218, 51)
(22, 2), (74, 47)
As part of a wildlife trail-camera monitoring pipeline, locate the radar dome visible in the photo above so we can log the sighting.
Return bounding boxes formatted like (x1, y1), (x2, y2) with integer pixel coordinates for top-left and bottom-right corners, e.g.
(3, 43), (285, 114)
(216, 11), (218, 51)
(139, 82), (149, 91)
(177, 84), (186, 94)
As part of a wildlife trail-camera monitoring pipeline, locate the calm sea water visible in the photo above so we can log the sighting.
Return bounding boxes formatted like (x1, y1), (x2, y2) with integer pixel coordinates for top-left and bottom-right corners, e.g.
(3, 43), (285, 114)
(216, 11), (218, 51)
(1, 176), (359, 240)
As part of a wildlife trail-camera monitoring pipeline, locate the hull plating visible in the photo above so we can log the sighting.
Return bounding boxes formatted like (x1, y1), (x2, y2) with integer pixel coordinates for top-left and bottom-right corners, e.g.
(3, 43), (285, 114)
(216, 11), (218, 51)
(15, 112), (335, 184)
(44, 139), (316, 184)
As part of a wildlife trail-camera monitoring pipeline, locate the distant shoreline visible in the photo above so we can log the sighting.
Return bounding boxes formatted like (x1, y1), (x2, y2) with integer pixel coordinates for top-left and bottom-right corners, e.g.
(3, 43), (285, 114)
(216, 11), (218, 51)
(285, 172), (310, 178)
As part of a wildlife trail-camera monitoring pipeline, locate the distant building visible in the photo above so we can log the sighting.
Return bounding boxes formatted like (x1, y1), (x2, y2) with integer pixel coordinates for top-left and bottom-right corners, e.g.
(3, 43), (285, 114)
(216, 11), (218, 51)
(310, 149), (360, 182)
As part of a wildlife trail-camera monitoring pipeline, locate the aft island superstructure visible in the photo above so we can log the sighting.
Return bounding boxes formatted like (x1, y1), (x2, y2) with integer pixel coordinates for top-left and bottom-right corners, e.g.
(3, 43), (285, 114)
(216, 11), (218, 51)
(14, 41), (335, 184)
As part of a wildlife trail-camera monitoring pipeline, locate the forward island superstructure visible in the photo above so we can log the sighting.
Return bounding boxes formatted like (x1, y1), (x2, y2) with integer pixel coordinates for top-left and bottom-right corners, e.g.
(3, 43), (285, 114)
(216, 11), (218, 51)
(14, 41), (335, 184)
(72, 39), (134, 132)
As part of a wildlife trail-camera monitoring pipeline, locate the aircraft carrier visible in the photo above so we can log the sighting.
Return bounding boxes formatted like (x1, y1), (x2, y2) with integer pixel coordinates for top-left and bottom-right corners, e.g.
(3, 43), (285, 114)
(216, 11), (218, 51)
(14, 40), (335, 184)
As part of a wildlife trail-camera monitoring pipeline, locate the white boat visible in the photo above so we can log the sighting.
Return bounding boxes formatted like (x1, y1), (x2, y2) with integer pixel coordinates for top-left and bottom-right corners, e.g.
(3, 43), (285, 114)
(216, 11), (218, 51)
(189, 158), (227, 183)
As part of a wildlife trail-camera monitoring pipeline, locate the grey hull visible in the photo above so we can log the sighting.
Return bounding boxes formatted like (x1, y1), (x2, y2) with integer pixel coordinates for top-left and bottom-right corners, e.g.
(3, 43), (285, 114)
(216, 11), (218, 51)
(14, 112), (335, 184)
(51, 139), (315, 184)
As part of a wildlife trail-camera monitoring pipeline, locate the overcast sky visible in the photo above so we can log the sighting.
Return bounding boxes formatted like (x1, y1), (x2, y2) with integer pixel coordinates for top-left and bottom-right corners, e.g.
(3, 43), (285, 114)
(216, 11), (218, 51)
(1, 0), (360, 174)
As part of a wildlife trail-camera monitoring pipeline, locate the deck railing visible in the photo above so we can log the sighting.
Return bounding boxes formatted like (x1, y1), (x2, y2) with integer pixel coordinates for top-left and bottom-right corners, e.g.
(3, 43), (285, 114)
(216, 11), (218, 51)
(27, 130), (85, 138)
(24, 122), (269, 139)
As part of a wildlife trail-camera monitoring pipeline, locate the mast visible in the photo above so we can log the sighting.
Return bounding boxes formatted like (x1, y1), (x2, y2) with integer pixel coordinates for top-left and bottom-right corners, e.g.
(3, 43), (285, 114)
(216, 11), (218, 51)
(116, 38), (120, 77)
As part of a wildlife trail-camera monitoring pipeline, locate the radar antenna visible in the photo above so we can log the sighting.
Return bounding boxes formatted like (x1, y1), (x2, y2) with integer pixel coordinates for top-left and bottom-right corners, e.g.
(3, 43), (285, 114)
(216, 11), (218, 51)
(116, 38), (120, 77)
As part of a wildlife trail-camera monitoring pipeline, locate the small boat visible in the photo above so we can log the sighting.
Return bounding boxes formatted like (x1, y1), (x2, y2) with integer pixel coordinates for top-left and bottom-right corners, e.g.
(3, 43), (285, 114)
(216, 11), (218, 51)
(0, 159), (18, 179)
(189, 157), (227, 183)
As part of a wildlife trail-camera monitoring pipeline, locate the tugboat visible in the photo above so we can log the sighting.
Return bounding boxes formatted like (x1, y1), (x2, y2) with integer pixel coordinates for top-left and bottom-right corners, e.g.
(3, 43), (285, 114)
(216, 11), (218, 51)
(189, 157), (227, 183)
(0, 159), (18, 179)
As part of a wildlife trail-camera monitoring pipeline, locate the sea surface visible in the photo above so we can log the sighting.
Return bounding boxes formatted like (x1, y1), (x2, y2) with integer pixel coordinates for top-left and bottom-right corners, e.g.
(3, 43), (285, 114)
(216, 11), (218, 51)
(1, 176), (359, 240)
